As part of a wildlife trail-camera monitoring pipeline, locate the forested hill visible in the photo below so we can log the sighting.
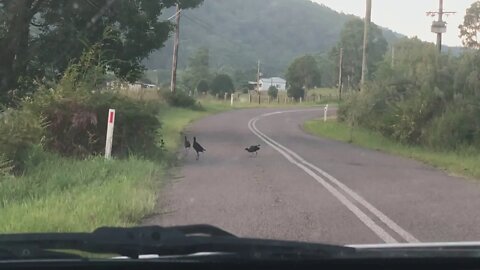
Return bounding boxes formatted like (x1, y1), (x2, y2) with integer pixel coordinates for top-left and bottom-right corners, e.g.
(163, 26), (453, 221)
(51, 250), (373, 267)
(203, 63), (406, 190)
(144, 0), (402, 77)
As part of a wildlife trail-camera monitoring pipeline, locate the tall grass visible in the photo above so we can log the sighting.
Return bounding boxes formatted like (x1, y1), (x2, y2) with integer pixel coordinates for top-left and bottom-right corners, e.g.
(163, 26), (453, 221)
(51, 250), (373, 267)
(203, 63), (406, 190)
(0, 153), (162, 233)
(304, 120), (480, 180)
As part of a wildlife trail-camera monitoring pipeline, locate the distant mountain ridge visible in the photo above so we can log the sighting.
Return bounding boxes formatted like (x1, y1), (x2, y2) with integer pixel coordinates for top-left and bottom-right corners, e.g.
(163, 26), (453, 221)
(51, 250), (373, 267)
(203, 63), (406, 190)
(144, 0), (404, 77)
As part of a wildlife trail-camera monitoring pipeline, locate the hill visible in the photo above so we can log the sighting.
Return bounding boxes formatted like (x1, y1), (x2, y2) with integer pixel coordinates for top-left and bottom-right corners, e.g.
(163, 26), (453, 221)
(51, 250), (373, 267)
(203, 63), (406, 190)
(144, 0), (403, 82)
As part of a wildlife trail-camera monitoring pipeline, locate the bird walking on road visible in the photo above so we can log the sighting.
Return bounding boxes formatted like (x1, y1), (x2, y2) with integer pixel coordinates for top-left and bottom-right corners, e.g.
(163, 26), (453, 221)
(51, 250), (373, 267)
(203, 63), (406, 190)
(245, 144), (261, 157)
(184, 136), (191, 154)
(193, 137), (206, 160)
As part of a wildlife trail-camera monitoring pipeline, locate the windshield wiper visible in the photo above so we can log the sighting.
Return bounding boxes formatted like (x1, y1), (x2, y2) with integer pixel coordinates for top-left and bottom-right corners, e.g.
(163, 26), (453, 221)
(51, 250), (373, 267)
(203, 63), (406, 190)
(0, 225), (355, 261)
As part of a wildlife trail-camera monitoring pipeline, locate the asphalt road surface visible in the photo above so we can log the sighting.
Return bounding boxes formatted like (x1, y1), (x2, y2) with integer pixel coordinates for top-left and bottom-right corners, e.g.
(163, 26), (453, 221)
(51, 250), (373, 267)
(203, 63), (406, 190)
(145, 107), (480, 245)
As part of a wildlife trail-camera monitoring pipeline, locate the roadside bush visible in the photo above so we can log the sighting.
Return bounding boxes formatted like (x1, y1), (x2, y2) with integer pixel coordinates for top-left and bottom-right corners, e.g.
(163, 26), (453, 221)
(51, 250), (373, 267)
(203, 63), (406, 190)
(162, 90), (198, 109)
(423, 101), (480, 150)
(0, 108), (45, 171)
(27, 88), (163, 159)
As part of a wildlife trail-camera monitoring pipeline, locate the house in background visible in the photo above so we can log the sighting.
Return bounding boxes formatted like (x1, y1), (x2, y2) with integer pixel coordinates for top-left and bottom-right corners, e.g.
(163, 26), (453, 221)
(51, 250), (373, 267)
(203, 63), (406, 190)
(248, 77), (287, 91)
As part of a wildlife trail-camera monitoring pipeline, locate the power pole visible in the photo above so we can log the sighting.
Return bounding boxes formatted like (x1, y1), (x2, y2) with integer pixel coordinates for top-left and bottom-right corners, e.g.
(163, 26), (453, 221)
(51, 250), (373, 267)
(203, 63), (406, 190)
(437, 0), (443, 52)
(427, 0), (455, 53)
(257, 60), (261, 104)
(360, 0), (372, 90)
(391, 46), (395, 68)
(338, 48), (343, 101)
(170, 3), (181, 93)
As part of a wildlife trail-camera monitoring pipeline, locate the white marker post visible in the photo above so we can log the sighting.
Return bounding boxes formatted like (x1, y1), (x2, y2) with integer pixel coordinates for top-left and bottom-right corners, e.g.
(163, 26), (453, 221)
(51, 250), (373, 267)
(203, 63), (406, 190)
(324, 104), (329, 122)
(105, 109), (116, 159)
(230, 93), (234, 106)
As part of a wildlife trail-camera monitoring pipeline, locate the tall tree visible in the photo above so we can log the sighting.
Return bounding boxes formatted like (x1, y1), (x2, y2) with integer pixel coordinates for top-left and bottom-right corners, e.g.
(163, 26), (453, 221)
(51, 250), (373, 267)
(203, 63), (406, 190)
(459, 1), (480, 49)
(210, 74), (234, 96)
(181, 47), (210, 90)
(330, 18), (388, 89)
(0, 0), (203, 103)
(285, 55), (321, 90)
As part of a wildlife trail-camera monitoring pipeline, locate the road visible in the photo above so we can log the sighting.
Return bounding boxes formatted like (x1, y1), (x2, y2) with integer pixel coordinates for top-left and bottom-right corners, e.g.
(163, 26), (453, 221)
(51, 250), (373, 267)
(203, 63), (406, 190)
(145, 108), (480, 245)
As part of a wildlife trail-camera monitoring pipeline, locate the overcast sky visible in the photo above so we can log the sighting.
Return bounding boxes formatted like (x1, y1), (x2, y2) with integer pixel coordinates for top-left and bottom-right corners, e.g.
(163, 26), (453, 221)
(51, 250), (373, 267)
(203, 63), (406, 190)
(311, 0), (475, 47)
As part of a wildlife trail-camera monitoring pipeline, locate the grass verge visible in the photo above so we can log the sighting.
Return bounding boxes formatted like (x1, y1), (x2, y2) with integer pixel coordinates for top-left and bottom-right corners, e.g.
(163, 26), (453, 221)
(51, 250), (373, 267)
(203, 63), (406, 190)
(0, 103), (229, 233)
(303, 119), (480, 180)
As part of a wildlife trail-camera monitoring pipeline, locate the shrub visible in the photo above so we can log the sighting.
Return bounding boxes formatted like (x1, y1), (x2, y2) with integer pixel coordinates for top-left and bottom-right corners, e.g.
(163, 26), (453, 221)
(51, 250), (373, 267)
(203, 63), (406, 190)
(27, 89), (163, 159)
(0, 108), (45, 170)
(162, 90), (198, 109)
(210, 74), (234, 97)
(268, 86), (278, 99)
(287, 86), (305, 101)
(423, 101), (480, 150)
(196, 80), (209, 93)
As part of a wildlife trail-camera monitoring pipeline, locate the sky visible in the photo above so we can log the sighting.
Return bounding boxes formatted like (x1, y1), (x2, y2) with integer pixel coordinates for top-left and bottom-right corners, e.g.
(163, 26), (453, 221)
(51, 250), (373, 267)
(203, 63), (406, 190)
(311, 0), (475, 47)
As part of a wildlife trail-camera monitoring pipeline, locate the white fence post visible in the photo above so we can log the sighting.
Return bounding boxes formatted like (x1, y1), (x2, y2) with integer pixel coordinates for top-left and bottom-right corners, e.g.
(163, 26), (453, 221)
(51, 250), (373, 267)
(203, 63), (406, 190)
(230, 93), (234, 106)
(105, 109), (116, 159)
(324, 104), (329, 122)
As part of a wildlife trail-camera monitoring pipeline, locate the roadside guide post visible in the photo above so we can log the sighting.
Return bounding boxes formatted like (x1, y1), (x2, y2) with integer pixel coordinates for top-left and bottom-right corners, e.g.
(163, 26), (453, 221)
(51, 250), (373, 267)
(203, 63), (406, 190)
(230, 93), (234, 106)
(105, 109), (116, 159)
(324, 104), (329, 122)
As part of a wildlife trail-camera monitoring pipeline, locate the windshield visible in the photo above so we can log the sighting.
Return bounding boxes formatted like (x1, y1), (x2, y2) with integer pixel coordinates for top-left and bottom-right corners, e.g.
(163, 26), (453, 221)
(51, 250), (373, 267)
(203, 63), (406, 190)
(1, 0), (480, 260)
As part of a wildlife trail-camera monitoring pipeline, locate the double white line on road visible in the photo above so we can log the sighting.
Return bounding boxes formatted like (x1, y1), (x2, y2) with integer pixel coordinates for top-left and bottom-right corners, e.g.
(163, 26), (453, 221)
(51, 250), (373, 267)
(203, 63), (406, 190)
(248, 110), (419, 244)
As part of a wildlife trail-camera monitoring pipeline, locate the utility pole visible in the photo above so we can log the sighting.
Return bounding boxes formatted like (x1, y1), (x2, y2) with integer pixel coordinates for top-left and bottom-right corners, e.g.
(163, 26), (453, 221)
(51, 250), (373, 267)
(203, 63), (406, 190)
(437, 0), (444, 52)
(391, 46), (395, 68)
(427, 0), (455, 53)
(170, 3), (181, 93)
(257, 60), (261, 104)
(338, 48), (343, 101)
(360, 0), (372, 90)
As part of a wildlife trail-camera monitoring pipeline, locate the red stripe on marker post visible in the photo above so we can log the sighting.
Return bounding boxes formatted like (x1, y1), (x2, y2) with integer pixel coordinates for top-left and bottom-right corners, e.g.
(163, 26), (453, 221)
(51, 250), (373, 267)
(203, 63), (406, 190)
(109, 111), (115, 124)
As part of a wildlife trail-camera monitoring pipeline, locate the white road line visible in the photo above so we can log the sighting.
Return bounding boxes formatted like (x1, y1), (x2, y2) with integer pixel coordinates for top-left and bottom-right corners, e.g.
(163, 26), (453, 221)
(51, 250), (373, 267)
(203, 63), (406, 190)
(248, 110), (420, 243)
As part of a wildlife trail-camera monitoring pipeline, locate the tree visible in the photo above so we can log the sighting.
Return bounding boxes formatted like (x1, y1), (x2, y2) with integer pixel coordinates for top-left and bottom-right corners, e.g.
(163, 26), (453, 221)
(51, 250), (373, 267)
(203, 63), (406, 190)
(0, 0), (203, 103)
(287, 85), (305, 101)
(196, 79), (209, 93)
(182, 47), (210, 90)
(210, 74), (234, 96)
(286, 55), (321, 90)
(459, 1), (480, 49)
(268, 86), (278, 99)
(330, 18), (388, 89)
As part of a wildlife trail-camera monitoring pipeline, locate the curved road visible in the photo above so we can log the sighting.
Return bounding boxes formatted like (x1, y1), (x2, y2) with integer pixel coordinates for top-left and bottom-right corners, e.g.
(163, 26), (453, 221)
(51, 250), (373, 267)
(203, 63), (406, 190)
(145, 108), (480, 245)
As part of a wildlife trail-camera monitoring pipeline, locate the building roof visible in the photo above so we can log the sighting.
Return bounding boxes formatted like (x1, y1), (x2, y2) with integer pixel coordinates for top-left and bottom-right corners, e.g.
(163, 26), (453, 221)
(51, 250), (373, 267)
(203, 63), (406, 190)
(260, 77), (286, 83)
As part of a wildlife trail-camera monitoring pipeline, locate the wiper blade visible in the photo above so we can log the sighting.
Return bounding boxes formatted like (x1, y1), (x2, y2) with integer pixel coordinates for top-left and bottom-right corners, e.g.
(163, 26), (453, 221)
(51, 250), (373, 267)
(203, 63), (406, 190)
(0, 225), (354, 260)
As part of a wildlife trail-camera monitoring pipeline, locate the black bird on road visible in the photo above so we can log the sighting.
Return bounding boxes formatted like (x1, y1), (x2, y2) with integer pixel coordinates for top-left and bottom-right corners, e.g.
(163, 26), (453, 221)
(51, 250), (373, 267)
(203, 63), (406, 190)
(245, 145), (260, 157)
(184, 136), (191, 153)
(193, 137), (206, 160)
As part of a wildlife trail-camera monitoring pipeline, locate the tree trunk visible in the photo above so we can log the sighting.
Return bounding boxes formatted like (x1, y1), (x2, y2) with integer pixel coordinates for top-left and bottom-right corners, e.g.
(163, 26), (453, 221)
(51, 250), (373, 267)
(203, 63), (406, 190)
(0, 0), (36, 101)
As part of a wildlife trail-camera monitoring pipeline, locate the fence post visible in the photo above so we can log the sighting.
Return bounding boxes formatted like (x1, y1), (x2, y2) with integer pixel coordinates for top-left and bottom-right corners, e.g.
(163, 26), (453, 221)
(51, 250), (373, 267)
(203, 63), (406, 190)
(324, 104), (329, 122)
(231, 93), (234, 106)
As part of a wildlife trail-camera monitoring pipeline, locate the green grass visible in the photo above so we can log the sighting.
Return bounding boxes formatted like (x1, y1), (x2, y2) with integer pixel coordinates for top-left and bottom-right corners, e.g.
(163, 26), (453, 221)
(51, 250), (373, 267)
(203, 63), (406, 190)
(0, 155), (161, 232)
(304, 120), (480, 180)
(0, 103), (228, 233)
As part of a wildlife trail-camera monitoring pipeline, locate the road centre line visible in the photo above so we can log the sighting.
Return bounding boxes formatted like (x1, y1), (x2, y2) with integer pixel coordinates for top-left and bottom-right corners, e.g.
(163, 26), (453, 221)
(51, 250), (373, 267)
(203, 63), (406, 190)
(248, 110), (420, 244)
